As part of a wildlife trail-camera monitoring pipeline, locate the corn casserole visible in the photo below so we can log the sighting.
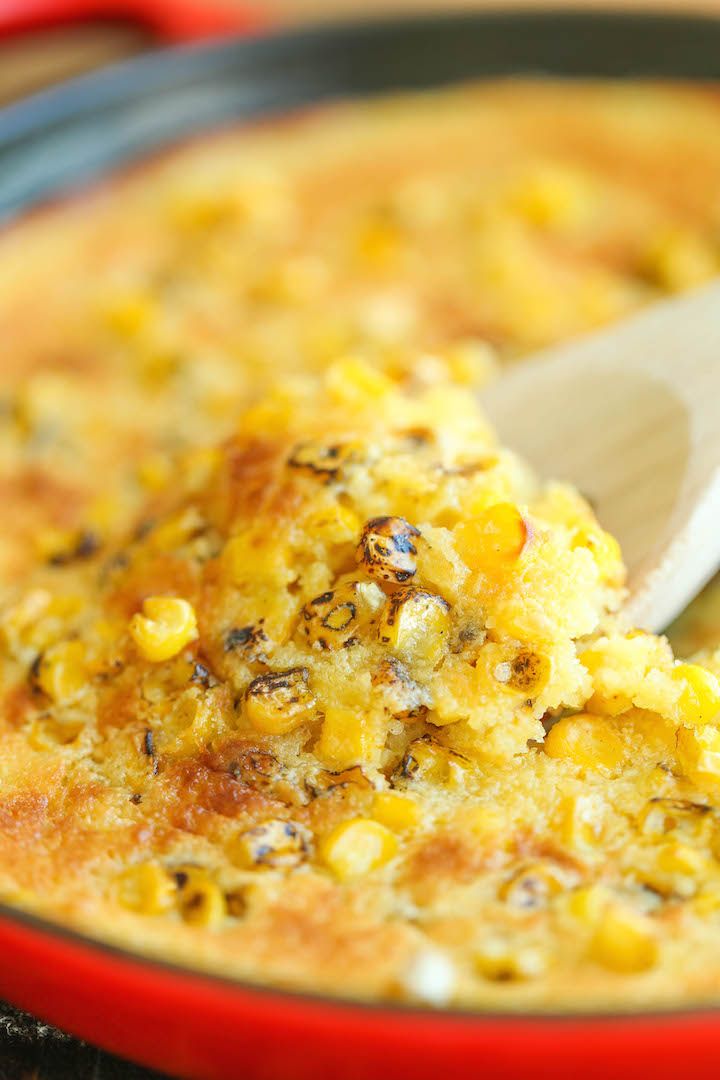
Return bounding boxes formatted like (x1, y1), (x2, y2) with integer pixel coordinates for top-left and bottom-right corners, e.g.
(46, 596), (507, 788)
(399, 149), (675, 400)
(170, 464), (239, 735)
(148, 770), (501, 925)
(1, 80), (720, 1010)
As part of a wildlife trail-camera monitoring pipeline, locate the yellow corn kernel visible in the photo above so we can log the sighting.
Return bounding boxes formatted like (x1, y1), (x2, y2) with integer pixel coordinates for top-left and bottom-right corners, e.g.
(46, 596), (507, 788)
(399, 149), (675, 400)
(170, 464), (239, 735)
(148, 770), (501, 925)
(564, 884), (611, 925)
(544, 713), (624, 774)
(475, 939), (546, 981)
(589, 906), (659, 974)
(454, 502), (528, 576)
(676, 724), (720, 786)
(37, 640), (87, 704)
(672, 663), (720, 727)
(316, 706), (386, 770)
(571, 525), (624, 586)
(643, 841), (711, 899)
(222, 532), (290, 589)
(244, 668), (315, 736)
(325, 357), (395, 409)
(692, 885), (720, 916)
(319, 819), (398, 881)
(638, 797), (715, 843)
(378, 587), (451, 665)
(137, 453), (172, 493)
(176, 868), (226, 928)
(116, 863), (175, 915)
(130, 597), (198, 663)
(103, 292), (154, 336)
(372, 792), (421, 832)
(305, 504), (360, 546)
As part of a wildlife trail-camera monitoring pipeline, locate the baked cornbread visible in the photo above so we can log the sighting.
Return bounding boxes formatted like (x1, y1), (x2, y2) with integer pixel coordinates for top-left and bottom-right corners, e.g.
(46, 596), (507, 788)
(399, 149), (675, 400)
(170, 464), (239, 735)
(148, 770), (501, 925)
(1, 80), (720, 1010)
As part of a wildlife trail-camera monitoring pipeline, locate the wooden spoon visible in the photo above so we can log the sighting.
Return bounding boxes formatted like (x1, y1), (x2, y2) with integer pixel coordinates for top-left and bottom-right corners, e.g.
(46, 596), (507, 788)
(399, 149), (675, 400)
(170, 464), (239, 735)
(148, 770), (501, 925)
(481, 282), (720, 632)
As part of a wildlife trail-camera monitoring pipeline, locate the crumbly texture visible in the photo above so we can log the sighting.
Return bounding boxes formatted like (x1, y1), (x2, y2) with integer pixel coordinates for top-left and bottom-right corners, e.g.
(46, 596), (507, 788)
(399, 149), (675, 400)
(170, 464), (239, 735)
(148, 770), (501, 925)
(1, 80), (720, 1011)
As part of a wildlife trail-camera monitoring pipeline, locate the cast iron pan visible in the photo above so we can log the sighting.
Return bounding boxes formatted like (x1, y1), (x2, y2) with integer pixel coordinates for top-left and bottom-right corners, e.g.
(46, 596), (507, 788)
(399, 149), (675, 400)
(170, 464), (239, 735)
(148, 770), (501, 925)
(2, 10), (720, 1080)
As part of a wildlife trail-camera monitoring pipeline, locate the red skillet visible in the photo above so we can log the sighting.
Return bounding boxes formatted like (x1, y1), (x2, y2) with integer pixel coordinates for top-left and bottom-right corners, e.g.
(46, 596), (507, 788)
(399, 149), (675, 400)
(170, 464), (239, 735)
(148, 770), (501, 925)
(2, 5), (720, 1077)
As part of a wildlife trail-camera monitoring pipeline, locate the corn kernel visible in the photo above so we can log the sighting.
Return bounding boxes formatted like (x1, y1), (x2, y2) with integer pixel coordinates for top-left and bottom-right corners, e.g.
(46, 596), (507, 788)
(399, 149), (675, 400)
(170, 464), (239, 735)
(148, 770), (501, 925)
(176, 867), (226, 928)
(642, 841), (711, 899)
(677, 724), (720, 786)
(378, 587), (451, 665)
(589, 906), (659, 973)
(564, 884), (611, 925)
(319, 818), (398, 881)
(641, 227), (718, 292)
(316, 706), (386, 769)
(494, 649), (551, 697)
(544, 713), (624, 774)
(130, 597), (198, 663)
(372, 792), (421, 831)
(244, 668), (315, 735)
(395, 736), (468, 787)
(301, 581), (384, 651)
(36, 640), (87, 704)
(325, 357), (395, 409)
(571, 526), (624, 586)
(672, 663), (720, 727)
(356, 516), (420, 589)
(475, 938), (546, 981)
(454, 502), (528, 575)
(233, 819), (312, 869)
(116, 863), (175, 915)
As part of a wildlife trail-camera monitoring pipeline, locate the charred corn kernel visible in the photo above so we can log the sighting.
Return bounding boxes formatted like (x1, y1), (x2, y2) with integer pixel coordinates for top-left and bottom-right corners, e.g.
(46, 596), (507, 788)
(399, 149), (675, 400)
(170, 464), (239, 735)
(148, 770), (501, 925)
(301, 581), (384, 651)
(672, 663), (720, 727)
(130, 597), (198, 663)
(176, 868), (226, 928)
(378, 587), (451, 664)
(556, 794), (603, 852)
(499, 862), (569, 908)
(589, 906), (659, 973)
(396, 736), (468, 787)
(571, 526), (624, 585)
(638, 797), (715, 843)
(356, 516), (420, 588)
(320, 818), (398, 881)
(493, 649), (551, 697)
(116, 863), (175, 915)
(305, 504), (360, 545)
(564, 885), (611, 925)
(37, 640), (87, 704)
(316, 706), (386, 770)
(244, 668), (315, 735)
(676, 724), (720, 786)
(544, 713), (624, 774)
(233, 819), (312, 869)
(372, 792), (421, 831)
(287, 440), (358, 481)
(325, 357), (395, 408)
(475, 939), (546, 981)
(454, 502), (528, 575)
(371, 658), (429, 719)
